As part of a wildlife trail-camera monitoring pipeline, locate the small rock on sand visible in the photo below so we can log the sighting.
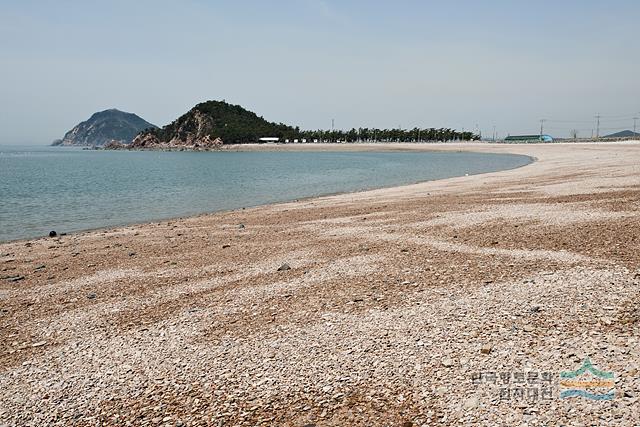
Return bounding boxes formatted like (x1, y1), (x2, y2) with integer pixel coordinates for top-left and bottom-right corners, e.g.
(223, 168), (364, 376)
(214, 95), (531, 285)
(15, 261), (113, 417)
(442, 358), (455, 367)
(463, 397), (479, 410)
(277, 263), (291, 272)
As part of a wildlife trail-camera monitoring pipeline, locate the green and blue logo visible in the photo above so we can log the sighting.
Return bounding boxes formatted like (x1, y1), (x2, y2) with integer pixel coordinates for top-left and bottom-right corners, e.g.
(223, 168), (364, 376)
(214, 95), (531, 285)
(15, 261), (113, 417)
(559, 358), (615, 400)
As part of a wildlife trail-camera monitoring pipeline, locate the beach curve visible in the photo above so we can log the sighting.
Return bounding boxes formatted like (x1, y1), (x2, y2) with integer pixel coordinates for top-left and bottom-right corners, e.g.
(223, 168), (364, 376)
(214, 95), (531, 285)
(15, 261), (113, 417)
(1, 142), (639, 426)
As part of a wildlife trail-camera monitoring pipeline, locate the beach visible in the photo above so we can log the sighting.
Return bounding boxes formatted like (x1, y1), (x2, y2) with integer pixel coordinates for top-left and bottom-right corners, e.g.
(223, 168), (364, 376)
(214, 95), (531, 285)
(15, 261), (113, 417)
(1, 142), (639, 425)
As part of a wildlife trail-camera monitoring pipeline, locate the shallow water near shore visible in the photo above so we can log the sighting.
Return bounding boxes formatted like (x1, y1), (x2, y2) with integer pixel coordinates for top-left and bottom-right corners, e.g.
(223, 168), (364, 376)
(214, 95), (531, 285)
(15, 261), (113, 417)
(0, 145), (531, 242)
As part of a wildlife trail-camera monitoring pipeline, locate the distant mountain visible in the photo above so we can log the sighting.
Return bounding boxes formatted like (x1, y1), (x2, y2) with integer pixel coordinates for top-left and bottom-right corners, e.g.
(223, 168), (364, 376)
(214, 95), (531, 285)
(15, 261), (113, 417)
(130, 100), (298, 149)
(53, 109), (157, 146)
(603, 130), (640, 138)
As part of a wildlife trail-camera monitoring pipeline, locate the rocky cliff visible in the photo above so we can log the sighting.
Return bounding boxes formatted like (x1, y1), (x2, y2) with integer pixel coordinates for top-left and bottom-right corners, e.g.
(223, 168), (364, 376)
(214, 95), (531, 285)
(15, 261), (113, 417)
(129, 100), (298, 149)
(53, 109), (156, 146)
(130, 109), (223, 150)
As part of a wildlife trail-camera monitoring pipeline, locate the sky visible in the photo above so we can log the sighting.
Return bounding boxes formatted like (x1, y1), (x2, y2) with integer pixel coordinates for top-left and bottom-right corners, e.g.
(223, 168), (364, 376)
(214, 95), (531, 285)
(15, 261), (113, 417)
(1, 0), (639, 143)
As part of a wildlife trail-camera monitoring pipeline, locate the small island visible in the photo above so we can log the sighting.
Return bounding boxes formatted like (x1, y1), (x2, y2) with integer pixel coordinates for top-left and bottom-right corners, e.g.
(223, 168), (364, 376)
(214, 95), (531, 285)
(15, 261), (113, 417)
(52, 109), (157, 147)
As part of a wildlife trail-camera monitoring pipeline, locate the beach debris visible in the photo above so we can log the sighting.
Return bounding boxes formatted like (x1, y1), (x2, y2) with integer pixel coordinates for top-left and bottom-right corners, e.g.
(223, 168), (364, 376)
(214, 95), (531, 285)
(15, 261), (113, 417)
(530, 305), (542, 313)
(463, 397), (479, 410)
(442, 358), (455, 368)
(277, 263), (291, 272)
(222, 244), (231, 249)
(31, 341), (47, 348)
(237, 224), (245, 229)
(87, 293), (97, 299)
(5, 275), (25, 282)
(49, 231), (57, 237)
(435, 386), (448, 396)
(480, 344), (493, 354)
(34, 265), (46, 271)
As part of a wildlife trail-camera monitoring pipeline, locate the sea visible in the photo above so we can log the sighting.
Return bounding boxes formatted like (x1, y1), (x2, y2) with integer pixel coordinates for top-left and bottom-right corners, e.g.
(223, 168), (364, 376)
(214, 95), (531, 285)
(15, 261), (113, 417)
(0, 145), (532, 242)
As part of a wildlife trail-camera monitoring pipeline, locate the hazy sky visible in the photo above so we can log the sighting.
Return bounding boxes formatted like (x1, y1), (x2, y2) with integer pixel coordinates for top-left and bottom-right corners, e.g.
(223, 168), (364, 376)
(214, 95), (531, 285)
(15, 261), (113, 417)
(1, 0), (639, 143)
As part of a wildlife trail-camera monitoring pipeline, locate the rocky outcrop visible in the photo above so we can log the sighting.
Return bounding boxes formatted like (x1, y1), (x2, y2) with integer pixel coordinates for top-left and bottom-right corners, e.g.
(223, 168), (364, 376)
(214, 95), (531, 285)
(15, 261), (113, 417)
(129, 109), (224, 150)
(102, 140), (128, 150)
(54, 109), (156, 146)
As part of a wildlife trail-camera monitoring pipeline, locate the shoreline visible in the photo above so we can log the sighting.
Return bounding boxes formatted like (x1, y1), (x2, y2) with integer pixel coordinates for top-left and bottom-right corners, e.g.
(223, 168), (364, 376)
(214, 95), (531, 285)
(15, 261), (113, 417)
(1, 141), (640, 425)
(0, 144), (534, 244)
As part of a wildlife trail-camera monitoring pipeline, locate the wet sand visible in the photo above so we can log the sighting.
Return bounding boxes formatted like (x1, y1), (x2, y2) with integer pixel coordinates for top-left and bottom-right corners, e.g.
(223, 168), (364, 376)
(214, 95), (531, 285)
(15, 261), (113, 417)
(1, 142), (639, 426)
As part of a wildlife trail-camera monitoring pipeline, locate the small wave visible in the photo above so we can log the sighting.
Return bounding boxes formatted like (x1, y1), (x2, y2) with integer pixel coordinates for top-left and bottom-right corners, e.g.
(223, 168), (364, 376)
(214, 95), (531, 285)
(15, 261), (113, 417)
(560, 389), (615, 400)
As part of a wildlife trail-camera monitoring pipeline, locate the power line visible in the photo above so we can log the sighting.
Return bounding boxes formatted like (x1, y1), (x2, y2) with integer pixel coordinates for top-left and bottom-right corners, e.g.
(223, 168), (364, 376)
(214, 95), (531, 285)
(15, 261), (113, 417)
(547, 125), (632, 131)
(598, 113), (638, 119)
(596, 116), (640, 122)
(546, 119), (594, 123)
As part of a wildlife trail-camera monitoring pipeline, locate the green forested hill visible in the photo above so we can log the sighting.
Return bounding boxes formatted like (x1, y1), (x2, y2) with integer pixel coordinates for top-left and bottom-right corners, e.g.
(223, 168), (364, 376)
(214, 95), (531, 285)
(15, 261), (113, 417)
(146, 101), (299, 144)
(134, 100), (478, 146)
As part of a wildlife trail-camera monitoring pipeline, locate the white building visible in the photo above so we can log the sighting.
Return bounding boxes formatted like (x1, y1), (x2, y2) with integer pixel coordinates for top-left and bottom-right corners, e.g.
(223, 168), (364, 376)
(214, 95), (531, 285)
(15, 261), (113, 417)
(258, 137), (279, 143)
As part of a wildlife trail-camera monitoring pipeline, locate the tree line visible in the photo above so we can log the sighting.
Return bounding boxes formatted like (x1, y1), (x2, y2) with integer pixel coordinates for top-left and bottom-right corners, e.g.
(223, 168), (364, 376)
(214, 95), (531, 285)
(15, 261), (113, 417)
(288, 127), (478, 143)
(140, 101), (479, 144)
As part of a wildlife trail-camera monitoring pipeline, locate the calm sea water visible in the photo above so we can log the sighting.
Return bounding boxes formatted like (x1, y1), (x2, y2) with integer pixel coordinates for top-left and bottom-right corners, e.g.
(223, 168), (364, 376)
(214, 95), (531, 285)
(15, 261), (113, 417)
(0, 145), (531, 242)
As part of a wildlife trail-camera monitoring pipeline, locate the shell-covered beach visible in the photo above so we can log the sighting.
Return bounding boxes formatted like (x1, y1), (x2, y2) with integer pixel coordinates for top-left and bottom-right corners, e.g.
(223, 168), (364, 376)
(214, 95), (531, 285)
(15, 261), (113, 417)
(1, 142), (639, 426)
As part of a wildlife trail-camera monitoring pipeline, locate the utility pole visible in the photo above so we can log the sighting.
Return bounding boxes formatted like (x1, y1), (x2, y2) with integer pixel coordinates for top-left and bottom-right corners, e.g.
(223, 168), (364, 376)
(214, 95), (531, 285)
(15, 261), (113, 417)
(539, 119), (546, 137)
(633, 116), (638, 136)
(493, 125), (496, 142)
(595, 114), (601, 139)
(331, 118), (335, 143)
